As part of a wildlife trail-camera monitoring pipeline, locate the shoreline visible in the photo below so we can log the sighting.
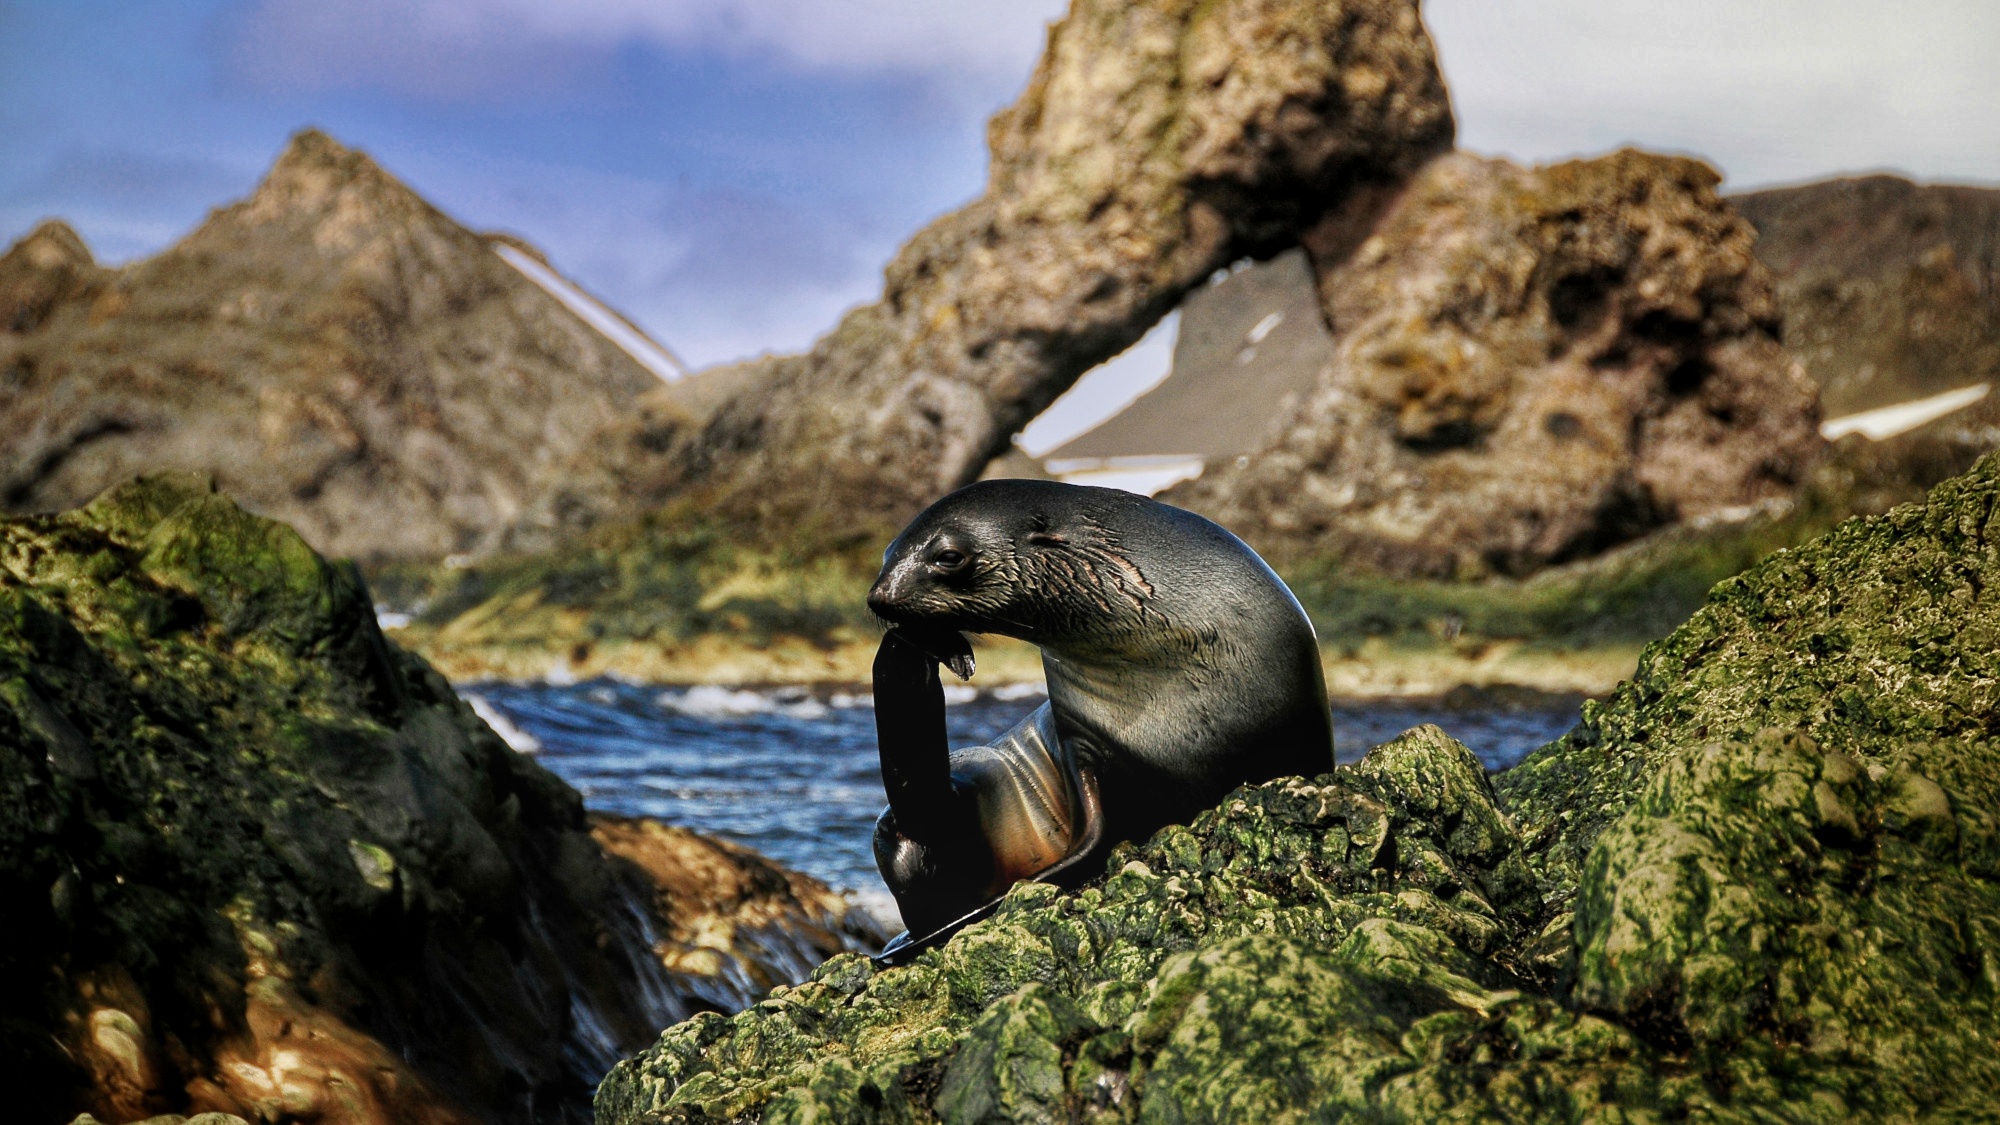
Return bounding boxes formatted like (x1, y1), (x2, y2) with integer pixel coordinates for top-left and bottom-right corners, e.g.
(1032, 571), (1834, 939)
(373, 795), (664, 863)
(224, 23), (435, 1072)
(397, 627), (1632, 704)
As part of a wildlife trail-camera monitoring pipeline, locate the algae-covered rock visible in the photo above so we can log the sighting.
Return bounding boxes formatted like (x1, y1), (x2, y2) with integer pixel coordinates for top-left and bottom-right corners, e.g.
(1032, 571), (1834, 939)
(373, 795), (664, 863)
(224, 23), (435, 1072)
(597, 725), (1552, 1121)
(600, 453), (2000, 1124)
(1572, 729), (2000, 1118)
(0, 473), (876, 1125)
(1500, 444), (2000, 901)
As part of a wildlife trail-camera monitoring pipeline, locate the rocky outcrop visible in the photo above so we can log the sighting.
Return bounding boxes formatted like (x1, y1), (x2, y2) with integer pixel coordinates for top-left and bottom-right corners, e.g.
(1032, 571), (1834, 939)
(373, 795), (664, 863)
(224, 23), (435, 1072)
(597, 452), (2000, 1123)
(0, 130), (666, 564)
(0, 219), (110, 333)
(1168, 149), (1827, 579)
(607, 0), (1452, 539)
(590, 815), (882, 1008)
(0, 473), (879, 1125)
(1734, 175), (2000, 415)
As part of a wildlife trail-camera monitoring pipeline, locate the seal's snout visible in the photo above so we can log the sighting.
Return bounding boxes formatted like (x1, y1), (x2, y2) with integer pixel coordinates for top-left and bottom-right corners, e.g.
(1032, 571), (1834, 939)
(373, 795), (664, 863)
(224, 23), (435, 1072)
(868, 562), (917, 622)
(866, 579), (898, 621)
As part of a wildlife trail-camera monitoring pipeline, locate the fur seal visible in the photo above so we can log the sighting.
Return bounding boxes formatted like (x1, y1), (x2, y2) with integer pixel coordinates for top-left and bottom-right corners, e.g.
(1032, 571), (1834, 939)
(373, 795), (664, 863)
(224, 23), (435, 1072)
(867, 479), (1334, 962)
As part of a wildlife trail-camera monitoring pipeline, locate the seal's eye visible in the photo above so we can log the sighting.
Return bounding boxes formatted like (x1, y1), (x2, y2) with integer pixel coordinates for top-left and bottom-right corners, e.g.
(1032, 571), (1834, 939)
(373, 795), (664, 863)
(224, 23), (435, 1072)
(931, 548), (968, 572)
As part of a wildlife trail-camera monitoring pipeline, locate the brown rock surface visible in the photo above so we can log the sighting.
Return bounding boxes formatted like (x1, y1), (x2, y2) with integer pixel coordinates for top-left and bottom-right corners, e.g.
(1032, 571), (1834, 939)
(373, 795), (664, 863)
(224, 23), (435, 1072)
(621, 0), (1453, 539)
(590, 815), (882, 1005)
(1168, 150), (1825, 578)
(1732, 174), (2000, 415)
(0, 130), (664, 564)
(0, 219), (110, 333)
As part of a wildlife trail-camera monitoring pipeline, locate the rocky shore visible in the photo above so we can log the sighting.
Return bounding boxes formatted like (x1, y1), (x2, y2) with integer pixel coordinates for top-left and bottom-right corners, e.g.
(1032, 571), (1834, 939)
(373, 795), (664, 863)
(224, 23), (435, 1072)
(596, 452), (2000, 1123)
(0, 474), (880, 1125)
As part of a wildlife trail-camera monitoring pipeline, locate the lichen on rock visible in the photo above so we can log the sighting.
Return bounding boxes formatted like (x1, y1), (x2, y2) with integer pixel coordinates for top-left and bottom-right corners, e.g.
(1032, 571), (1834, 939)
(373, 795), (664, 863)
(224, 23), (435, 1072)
(599, 453), (2000, 1123)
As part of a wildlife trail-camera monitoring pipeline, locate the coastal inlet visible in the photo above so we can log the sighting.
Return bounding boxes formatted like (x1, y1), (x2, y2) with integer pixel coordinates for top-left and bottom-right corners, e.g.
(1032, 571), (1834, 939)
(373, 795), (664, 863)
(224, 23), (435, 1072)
(460, 679), (1579, 910)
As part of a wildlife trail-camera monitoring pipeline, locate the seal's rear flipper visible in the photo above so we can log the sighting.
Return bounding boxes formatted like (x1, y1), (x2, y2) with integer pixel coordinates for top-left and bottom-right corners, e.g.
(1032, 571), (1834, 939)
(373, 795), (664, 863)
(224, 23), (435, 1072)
(870, 894), (1009, 967)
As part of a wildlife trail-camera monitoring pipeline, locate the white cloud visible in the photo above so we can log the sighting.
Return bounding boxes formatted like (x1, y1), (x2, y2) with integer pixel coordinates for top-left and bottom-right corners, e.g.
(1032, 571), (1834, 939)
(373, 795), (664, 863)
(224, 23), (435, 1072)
(1424, 0), (2000, 188)
(226, 0), (1067, 104)
(500, 0), (1065, 81)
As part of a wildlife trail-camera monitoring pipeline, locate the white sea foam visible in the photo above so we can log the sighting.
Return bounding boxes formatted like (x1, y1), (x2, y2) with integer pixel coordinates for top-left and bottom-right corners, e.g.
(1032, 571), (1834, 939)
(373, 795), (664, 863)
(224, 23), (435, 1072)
(643, 681), (1042, 719)
(843, 886), (904, 934)
(656, 685), (831, 720)
(463, 693), (543, 754)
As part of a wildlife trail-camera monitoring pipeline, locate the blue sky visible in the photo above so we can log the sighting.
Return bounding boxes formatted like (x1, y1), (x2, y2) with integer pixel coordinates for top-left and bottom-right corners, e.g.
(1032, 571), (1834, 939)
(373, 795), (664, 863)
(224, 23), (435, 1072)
(4, 0), (1997, 389)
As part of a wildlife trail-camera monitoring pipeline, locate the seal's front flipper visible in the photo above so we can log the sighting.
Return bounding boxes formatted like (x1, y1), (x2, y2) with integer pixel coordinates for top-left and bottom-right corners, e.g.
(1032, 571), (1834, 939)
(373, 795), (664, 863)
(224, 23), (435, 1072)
(873, 630), (953, 827)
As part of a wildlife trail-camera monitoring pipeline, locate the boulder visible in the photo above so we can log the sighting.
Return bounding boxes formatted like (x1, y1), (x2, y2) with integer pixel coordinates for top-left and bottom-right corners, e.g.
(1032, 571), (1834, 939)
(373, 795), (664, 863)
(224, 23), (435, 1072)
(598, 451), (2000, 1123)
(1169, 149), (1827, 579)
(612, 0), (1454, 540)
(0, 130), (667, 564)
(0, 473), (879, 1125)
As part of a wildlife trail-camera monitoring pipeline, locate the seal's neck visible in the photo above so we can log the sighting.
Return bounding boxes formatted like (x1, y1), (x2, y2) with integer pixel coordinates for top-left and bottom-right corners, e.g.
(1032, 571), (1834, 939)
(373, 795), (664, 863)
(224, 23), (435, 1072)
(1039, 621), (1240, 753)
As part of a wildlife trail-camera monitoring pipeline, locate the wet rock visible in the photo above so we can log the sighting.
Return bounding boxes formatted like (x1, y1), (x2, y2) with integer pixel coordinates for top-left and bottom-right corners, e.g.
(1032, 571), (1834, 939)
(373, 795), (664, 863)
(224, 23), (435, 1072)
(67, 1116), (252, 1125)
(590, 814), (884, 1010)
(0, 474), (877, 1125)
(599, 452), (2000, 1123)
(613, 0), (1453, 539)
(1172, 149), (1826, 579)
(1573, 728), (2000, 1113)
(0, 130), (664, 564)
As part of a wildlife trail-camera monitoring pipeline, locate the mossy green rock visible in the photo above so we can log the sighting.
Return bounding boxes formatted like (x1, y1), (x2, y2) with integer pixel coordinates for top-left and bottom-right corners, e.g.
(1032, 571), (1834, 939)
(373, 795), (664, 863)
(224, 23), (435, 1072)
(0, 473), (685, 1124)
(599, 454), (2000, 1123)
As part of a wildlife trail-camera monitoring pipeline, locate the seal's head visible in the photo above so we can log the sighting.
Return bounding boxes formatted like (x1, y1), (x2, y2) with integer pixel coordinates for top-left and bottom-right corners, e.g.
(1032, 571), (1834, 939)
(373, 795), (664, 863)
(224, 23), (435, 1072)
(867, 479), (1168, 655)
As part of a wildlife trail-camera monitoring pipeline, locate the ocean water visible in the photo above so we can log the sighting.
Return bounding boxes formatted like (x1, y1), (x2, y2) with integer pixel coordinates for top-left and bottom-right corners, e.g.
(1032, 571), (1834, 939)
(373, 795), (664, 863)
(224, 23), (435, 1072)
(463, 679), (1579, 903)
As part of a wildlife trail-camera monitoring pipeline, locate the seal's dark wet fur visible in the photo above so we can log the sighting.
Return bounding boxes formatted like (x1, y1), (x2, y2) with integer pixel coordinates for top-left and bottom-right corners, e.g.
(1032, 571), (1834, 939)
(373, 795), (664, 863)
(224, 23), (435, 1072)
(867, 480), (1335, 958)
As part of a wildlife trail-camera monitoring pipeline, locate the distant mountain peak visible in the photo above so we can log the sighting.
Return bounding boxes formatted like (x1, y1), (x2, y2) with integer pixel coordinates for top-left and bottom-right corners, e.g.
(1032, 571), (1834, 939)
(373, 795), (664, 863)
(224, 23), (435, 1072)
(2, 218), (106, 333)
(238, 127), (430, 231)
(0, 128), (676, 562)
(4, 219), (95, 272)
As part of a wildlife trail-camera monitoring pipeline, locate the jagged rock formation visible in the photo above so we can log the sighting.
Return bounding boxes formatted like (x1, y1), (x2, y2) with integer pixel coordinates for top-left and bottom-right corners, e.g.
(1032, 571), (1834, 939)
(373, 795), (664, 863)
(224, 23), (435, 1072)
(0, 130), (665, 564)
(1734, 174), (2000, 415)
(1168, 150), (1826, 578)
(597, 451), (2000, 1124)
(615, 0), (1452, 539)
(0, 473), (879, 1125)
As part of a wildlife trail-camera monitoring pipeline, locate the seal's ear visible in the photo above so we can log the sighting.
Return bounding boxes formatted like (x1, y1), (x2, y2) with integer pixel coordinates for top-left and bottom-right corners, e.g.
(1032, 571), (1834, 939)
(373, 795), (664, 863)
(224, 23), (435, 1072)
(1026, 532), (1067, 548)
